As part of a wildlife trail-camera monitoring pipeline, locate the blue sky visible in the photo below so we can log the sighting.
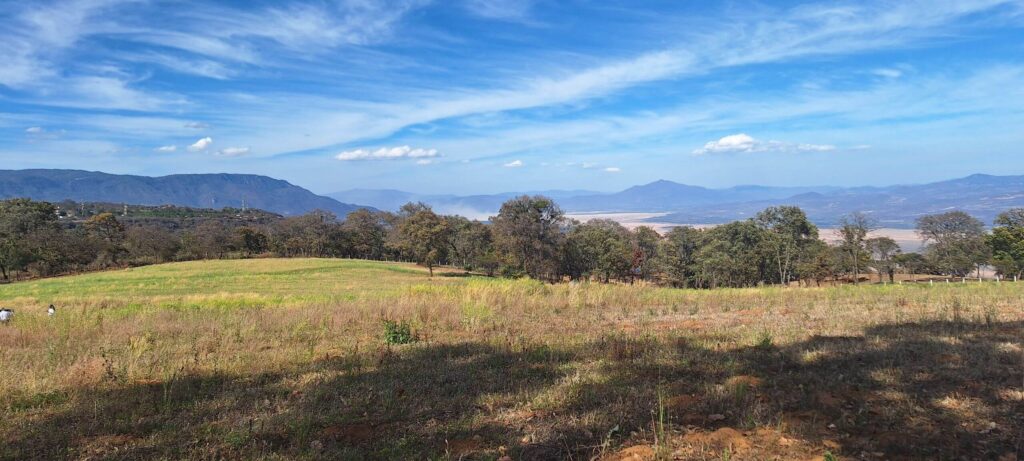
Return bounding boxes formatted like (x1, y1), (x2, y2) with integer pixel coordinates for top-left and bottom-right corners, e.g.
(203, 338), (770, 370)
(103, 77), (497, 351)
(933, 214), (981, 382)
(2, 0), (1024, 195)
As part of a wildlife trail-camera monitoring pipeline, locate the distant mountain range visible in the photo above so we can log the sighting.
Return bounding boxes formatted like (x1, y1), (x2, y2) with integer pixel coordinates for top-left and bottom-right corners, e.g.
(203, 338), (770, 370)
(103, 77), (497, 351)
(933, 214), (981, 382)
(653, 174), (1024, 228)
(557, 181), (841, 212)
(0, 169), (368, 217)
(328, 188), (599, 219)
(5, 169), (1024, 228)
(330, 182), (840, 216)
(332, 174), (1024, 228)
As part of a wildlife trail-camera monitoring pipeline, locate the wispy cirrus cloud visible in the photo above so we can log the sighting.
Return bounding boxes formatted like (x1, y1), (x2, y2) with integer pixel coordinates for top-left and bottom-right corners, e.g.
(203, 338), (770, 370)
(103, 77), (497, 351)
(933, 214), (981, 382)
(2, 0), (1023, 193)
(217, 146), (250, 157)
(190, 0), (1024, 159)
(463, 0), (535, 21)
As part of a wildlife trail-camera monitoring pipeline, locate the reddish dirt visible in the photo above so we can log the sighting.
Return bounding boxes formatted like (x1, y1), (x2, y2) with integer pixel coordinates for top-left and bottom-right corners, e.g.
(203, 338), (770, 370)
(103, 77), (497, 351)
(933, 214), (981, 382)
(725, 375), (763, 389)
(601, 445), (655, 461)
(681, 427), (751, 452)
(320, 423), (375, 444)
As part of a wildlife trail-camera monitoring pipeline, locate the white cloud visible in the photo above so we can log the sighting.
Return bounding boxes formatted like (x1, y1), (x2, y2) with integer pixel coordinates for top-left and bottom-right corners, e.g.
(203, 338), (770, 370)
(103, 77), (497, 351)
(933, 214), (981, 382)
(604, 167), (621, 173)
(187, 136), (213, 151)
(503, 160), (523, 168)
(334, 145), (439, 161)
(212, 1), (1023, 159)
(873, 68), (903, 79)
(415, 158), (435, 165)
(693, 134), (836, 155)
(155, 145), (177, 152)
(25, 126), (44, 133)
(44, 76), (184, 111)
(184, 121), (209, 129)
(217, 146), (250, 157)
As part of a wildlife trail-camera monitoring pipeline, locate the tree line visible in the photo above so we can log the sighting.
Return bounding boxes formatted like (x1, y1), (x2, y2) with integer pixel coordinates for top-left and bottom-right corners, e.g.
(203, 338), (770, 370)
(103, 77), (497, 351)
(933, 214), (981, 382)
(2, 196), (1022, 287)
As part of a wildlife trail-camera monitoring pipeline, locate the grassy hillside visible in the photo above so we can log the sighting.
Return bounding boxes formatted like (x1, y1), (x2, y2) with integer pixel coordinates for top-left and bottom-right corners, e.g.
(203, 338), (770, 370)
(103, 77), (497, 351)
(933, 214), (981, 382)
(1, 259), (1021, 460)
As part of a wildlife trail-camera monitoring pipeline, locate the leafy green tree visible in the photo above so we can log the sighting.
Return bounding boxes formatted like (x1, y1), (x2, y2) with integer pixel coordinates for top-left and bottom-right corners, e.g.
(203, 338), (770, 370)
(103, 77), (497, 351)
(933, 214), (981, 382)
(0, 199), (61, 280)
(837, 212), (876, 284)
(916, 211), (989, 276)
(235, 226), (270, 256)
(893, 252), (931, 277)
(988, 208), (1024, 277)
(491, 196), (564, 280)
(694, 220), (772, 288)
(561, 219), (632, 282)
(126, 225), (181, 263)
(342, 209), (389, 260)
(631, 226), (661, 282)
(446, 216), (495, 273)
(865, 236), (901, 283)
(396, 205), (450, 276)
(756, 206), (819, 285)
(794, 239), (837, 286)
(657, 226), (702, 288)
(84, 212), (128, 268)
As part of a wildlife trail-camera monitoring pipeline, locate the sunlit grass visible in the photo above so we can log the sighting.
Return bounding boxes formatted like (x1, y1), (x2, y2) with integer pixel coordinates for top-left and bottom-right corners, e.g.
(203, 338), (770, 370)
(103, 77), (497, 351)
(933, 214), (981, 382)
(1, 258), (1021, 460)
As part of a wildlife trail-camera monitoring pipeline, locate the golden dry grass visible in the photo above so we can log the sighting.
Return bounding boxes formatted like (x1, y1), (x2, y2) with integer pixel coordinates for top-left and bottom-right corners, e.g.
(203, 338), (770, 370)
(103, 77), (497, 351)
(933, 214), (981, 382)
(1, 258), (1022, 460)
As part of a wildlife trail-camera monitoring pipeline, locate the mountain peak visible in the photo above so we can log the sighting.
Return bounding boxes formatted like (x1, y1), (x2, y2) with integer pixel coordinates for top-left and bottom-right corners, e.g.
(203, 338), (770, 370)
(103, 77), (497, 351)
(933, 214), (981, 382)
(0, 169), (371, 217)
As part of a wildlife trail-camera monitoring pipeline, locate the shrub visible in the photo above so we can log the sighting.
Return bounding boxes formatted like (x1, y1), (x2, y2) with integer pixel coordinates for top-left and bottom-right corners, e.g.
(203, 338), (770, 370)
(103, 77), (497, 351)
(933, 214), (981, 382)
(382, 320), (415, 345)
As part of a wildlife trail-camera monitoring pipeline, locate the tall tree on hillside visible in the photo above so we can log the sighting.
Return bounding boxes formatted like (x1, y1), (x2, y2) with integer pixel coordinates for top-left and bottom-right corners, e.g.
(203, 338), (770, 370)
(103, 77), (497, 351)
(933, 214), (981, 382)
(84, 212), (127, 267)
(695, 220), (772, 288)
(837, 212), (876, 284)
(342, 209), (389, 260)
(916, 211), (989, 276)
(657, 226), (703, 288)
(794, 239), (837, 286)
(235, 226), (270, 256)
(561, 219), (632, 282)
(756, 206), (819, 285)
(446, 216), (496, 274)
(0, 199), (62, 280)
(631, 226), (661, 282)
(865, 236), (901, 283)
(987, 208), (1024, 278)
(126, 225), (181, 263)
(491, 195), (564, 280)
(396, 205), (450, 277)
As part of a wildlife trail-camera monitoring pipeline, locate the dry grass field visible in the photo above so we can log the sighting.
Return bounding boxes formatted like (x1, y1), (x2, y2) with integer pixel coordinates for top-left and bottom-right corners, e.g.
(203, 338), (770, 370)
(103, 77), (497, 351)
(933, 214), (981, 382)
(1, 258), (1022, 460)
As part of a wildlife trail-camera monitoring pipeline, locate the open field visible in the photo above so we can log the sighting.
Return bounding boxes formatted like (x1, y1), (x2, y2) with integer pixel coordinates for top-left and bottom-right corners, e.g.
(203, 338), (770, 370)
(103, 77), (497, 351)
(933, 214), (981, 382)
(1, 258), (1022, 460)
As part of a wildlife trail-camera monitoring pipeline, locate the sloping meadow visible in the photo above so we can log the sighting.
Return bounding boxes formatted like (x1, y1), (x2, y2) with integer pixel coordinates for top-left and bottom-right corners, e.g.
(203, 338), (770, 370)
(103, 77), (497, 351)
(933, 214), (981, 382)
(1, 259), (1021, 460)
